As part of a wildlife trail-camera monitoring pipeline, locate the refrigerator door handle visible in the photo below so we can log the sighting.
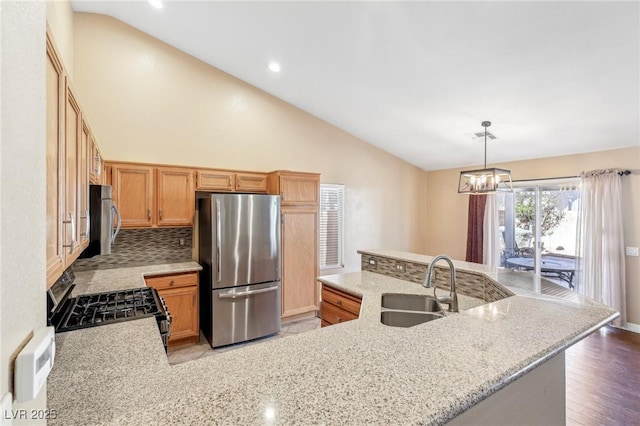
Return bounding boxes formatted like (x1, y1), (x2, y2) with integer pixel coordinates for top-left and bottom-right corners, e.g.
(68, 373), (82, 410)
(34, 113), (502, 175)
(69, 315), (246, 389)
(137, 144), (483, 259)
(215, 199), (222, 282)
(218, 285), (278, 299)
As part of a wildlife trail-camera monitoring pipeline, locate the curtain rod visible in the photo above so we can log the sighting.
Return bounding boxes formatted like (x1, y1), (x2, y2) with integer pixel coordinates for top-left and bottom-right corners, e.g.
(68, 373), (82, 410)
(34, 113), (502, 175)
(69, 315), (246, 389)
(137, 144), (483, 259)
(513, 169), (635, 183)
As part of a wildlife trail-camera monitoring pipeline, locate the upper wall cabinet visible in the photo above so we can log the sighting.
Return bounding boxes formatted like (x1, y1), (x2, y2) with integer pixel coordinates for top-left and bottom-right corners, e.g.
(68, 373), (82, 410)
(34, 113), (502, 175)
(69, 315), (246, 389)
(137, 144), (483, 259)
(157, 167), (194, 227)
(46, 33), (65, 287)
(195, 169), (268, 193)
(267, 171), (319, 206)
(111, 164), (155, 227)
(109, 162), (194, 228)
(46, 29), (101, 288)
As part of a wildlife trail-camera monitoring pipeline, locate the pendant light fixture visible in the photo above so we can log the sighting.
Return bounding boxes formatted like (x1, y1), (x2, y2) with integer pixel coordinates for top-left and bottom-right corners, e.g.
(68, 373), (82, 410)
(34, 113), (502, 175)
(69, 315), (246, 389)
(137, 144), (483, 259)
(458, 121), (513, 194)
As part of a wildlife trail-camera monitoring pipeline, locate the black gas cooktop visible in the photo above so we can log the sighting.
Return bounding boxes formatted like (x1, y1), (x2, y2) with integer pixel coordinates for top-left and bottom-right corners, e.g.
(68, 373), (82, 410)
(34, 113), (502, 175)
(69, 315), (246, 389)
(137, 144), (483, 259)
(52, 287), (166, 332)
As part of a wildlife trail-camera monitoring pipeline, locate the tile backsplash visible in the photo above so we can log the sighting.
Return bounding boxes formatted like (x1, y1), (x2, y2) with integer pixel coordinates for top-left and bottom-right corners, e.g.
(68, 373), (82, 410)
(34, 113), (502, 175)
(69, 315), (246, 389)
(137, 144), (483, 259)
(72, 227), (193, 271)
(360, 253), (514, 303)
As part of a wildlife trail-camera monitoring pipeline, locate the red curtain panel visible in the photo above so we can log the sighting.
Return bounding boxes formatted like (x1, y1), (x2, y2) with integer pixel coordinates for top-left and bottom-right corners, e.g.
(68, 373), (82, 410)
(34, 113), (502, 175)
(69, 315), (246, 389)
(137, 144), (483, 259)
(465, 194), (487, 264)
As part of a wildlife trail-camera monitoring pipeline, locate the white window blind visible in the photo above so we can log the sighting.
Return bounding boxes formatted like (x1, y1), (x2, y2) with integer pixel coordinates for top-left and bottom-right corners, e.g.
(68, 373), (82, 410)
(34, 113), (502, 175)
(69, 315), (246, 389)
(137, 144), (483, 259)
(319, 184), (344, 270)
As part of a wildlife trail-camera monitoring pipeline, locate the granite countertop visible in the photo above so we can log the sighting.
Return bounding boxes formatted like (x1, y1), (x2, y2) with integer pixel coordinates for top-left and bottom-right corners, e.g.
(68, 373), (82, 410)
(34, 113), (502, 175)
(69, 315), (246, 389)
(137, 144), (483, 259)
(48, 256), (618, 425)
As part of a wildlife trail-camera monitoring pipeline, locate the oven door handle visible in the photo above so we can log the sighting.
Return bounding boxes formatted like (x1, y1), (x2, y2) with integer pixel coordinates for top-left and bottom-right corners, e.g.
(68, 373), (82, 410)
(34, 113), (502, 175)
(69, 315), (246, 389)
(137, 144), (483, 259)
(218, 286), (278, 299)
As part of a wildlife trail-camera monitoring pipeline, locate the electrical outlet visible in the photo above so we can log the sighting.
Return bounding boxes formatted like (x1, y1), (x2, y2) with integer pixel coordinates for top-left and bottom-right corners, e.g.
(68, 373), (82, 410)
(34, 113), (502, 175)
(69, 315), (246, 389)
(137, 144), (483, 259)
(626, 247), (639, 257)
(368, 258), (376, 265)
(395, 263), (405, 272)
(178, 238), (185, 246)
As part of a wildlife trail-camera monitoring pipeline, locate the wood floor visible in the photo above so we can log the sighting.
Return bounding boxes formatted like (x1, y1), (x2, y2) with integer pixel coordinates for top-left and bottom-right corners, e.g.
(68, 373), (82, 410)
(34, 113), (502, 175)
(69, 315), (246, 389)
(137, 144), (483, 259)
(566, 326), (640, 425)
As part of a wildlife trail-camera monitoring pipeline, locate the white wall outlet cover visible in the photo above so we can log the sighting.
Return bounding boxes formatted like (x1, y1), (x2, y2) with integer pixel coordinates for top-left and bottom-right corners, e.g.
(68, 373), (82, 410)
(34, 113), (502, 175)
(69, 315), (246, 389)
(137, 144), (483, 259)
(1, 392), (13, 426)
(626, 247), (639, 256)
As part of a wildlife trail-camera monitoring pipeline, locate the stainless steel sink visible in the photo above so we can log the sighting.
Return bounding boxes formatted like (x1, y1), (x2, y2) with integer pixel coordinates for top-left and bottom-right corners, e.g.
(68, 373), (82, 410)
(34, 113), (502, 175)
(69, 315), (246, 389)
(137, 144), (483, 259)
(381, 293), (442, 312)
(380, 293), (445, 328)
(380, 311), (443, 327)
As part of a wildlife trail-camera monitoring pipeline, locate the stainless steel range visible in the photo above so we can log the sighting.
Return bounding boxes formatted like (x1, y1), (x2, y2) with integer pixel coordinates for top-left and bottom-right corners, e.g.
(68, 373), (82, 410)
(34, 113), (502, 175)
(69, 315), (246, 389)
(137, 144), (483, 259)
(48, 271), (172, 351)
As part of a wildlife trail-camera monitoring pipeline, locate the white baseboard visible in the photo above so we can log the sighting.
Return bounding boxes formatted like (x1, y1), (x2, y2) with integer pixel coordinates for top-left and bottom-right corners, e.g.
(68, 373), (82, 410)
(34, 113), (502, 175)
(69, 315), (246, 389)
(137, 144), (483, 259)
(613, 322), (640, 334)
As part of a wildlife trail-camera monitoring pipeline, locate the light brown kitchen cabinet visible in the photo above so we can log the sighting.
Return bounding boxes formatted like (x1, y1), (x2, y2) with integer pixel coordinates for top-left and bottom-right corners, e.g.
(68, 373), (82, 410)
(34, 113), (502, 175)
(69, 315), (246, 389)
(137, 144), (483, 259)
(195, 169), (268, 193)
(89, 136), (103, 185)
(145, 272), (199, 347)
(235, 172), (268, 193)
(320, 285), (361, 327)
(78, 120), (91, 249)
(281, 208), (319, 318)
(111, 164), (155, 227)
(64, 85), (87, 263)
(45, 32), (65, 287)
(267, 171), (320, 319)
(109, 162), (195, 228)
(195, 169), (235, 191)
(46, 29), (102, 288)
(267, 171), (319, 206)
(157, 167), (194, 226)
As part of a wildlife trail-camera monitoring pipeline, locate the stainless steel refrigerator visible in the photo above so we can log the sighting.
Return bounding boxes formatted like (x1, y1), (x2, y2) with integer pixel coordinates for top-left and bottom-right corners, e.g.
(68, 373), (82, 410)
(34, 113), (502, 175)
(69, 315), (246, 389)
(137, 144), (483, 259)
(198, 193), (281, 348)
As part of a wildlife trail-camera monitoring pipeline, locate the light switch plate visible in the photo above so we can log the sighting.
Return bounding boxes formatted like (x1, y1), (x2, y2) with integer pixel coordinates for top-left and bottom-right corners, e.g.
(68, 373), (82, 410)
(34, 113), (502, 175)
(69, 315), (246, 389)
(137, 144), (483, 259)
(626, 247), (639, 256)
(1, 392), (13, 426)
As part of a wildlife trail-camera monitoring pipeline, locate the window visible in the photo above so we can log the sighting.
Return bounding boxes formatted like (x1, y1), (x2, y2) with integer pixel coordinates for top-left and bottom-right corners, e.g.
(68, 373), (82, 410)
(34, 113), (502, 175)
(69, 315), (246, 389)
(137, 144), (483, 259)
(319, 184), (344, 270)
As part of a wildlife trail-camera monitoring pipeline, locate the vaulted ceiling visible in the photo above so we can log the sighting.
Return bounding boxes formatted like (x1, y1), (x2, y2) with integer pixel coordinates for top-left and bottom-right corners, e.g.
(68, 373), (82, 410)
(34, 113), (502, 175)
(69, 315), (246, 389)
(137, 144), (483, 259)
(71, 1), (639, 171)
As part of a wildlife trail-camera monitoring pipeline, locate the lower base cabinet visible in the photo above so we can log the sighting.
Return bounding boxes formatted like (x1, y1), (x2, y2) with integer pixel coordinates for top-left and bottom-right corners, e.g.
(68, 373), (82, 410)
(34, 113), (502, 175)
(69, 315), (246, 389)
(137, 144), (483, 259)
(145, 272), (199, 348)
(320, 284), (362, 327)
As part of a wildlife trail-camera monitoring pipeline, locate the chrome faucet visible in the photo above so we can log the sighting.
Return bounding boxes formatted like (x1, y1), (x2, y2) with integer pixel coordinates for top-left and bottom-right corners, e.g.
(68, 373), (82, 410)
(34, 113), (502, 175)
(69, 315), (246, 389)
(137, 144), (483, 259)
(423, 255), (459, 313)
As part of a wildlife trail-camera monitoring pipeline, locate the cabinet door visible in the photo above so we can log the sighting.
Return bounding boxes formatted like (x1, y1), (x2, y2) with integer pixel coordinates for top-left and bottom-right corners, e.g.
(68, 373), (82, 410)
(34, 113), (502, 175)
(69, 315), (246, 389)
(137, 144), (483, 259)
(89, 136), (103, 185)
(46, 37), (65, 288)
(158, 286), (199, 345)
(112, 164), (154, 227)
(64, 86), (83, 263)
(280, 174), (319, 206)
(78, 121), (91, 250)
(281, 208), (319, 317)
(195, 169), (234, 191)
(235, 172), (268, 193)
(157, 168), (194, 226)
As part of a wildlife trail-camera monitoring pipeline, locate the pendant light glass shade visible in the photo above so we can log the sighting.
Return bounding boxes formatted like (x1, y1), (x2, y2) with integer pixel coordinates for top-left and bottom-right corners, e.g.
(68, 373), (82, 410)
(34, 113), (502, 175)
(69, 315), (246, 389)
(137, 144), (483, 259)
(458, 121), (513, 195)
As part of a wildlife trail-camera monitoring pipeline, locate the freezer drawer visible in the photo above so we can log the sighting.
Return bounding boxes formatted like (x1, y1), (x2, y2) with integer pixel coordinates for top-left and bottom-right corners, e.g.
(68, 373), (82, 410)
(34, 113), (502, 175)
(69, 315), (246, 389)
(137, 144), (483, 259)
(210, 282), (281, 347)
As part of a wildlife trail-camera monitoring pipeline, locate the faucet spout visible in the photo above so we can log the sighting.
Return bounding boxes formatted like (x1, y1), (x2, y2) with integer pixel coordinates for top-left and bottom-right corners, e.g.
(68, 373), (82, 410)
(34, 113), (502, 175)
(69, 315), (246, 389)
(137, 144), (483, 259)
(423, 255), (459, 313)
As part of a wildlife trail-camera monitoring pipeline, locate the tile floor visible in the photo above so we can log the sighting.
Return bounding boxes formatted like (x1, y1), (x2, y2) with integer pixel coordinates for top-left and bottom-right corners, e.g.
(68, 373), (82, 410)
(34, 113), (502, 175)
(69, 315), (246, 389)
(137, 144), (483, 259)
(167, 316), (321, 365)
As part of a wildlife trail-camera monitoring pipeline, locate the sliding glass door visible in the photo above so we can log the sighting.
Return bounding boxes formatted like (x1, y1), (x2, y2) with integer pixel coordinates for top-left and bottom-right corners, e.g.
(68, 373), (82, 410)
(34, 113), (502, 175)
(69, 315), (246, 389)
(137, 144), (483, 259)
(497, 179), (580, 288)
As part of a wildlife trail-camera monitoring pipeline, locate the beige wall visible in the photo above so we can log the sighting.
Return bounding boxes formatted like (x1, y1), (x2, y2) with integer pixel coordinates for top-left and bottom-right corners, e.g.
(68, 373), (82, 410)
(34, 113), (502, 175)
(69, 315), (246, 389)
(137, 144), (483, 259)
(425, 146), (640, 325)
(1, 0), (48, 420)
(46, 0), (74, 79)
(72, 13), (428, 271)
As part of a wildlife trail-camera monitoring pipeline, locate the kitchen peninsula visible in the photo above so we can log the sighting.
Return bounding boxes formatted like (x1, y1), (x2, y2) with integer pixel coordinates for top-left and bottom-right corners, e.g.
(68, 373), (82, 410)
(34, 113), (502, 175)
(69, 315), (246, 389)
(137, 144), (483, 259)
(47, 250), (618, 425)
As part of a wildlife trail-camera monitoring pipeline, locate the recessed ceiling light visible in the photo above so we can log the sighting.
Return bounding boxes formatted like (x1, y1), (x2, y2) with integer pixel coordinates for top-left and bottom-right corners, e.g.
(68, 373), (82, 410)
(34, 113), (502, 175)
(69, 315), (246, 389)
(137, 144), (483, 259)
(148, 0), (163, 9)
(268, 62), (281, 73)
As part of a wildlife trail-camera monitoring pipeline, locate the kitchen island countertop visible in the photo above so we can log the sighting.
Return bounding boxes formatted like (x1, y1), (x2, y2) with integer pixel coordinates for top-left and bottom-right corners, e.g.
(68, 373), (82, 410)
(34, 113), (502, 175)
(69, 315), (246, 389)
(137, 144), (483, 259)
(48, 255), (617, 425)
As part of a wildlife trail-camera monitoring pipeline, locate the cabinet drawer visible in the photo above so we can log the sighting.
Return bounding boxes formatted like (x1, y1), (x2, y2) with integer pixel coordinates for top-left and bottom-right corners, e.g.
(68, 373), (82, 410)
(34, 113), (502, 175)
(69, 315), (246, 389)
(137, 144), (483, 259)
(236, 173), (268, 193)
(196, 170), (235, 191)
(321, 286), (361, 316)
(145, 272), (198, 290)
(321, 301), (358, 325)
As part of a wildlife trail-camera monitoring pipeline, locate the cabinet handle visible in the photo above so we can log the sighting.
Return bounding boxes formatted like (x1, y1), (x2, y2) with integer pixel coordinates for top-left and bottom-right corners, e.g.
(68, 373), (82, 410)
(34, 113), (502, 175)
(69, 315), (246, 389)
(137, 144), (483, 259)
(336, 316), (342, 323)
(62, 212), (75, 253)
(159, 208), (163, 220)
(169, 280), (175, 287)
(336, 299), (342, 306)
(148, 209), (151, 220)
(80, 209), (90, 238)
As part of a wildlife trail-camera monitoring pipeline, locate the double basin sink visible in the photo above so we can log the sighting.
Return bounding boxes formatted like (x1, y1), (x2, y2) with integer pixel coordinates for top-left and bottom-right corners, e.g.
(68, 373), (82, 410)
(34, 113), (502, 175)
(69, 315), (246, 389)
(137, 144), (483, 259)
(380, 293), (445, 327)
